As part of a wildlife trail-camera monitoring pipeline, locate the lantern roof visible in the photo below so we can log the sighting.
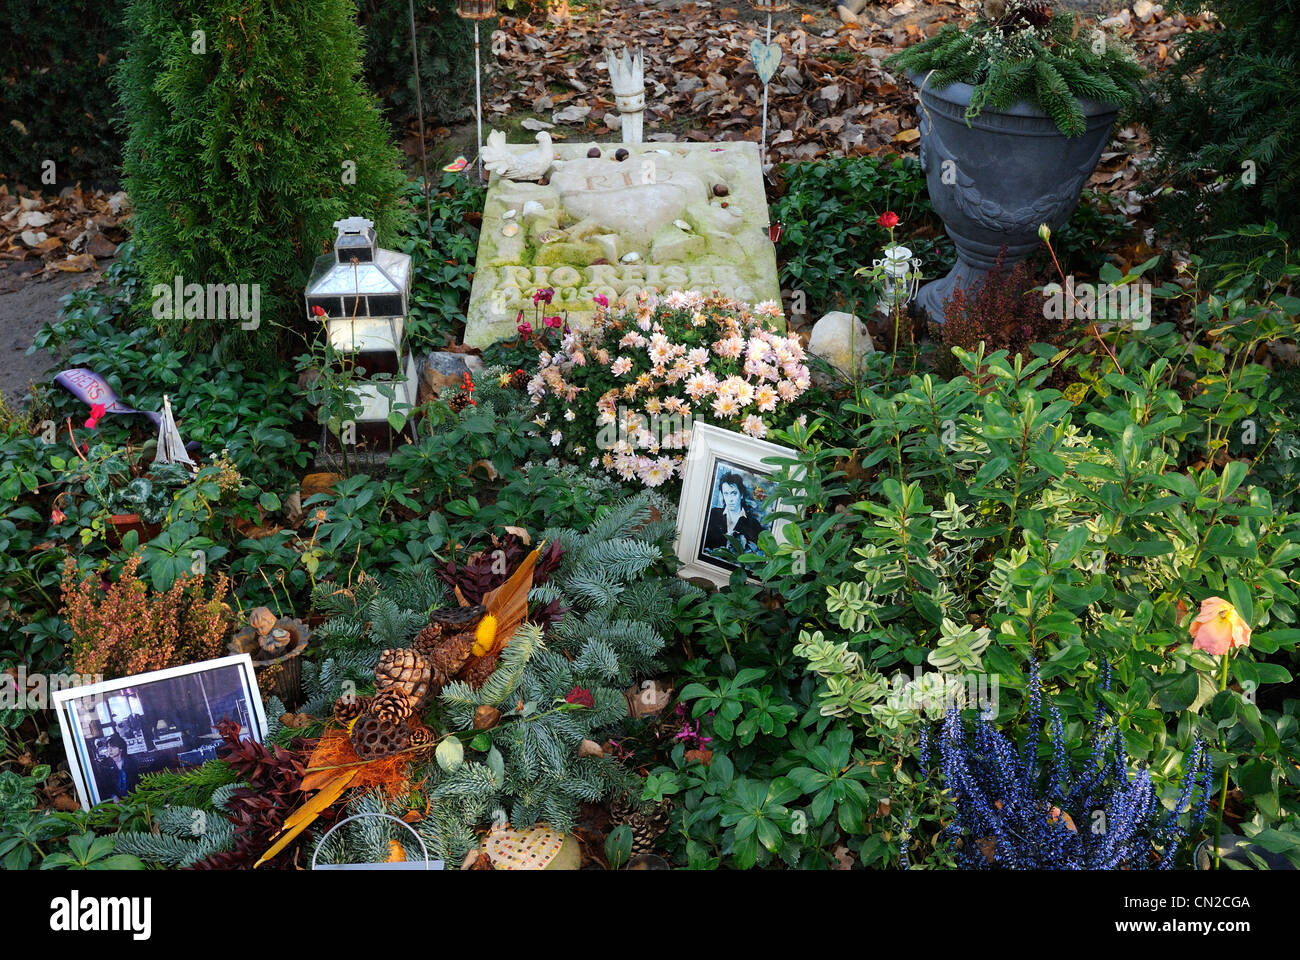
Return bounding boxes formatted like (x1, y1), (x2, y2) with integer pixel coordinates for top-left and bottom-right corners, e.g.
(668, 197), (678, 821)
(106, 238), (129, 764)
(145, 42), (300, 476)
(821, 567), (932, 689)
(304, 217), (412, 319)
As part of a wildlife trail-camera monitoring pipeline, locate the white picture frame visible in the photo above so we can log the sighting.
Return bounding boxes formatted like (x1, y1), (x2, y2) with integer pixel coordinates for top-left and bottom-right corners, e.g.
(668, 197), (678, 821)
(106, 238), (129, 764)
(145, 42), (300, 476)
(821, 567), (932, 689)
(52, 654), (268, 810)
(674, 420), (804, 587)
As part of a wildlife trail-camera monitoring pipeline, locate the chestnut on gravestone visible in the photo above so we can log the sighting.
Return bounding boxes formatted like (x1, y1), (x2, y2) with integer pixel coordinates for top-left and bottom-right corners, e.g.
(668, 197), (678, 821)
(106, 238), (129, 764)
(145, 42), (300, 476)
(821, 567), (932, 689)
(464, 141), (783, 347)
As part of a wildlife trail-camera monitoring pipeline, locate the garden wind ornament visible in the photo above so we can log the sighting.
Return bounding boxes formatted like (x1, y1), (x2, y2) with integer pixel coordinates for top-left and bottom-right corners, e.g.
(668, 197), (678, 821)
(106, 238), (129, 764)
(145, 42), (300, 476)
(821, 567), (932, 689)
(152, 395), (196, 467)
(749, 0), (789, 169)
(607, 46), (646, 144)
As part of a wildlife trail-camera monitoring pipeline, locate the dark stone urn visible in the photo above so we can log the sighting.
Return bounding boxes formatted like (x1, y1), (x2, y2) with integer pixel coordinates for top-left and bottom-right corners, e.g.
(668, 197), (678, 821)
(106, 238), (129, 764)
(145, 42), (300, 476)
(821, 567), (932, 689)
(909, 70), (1118, 325)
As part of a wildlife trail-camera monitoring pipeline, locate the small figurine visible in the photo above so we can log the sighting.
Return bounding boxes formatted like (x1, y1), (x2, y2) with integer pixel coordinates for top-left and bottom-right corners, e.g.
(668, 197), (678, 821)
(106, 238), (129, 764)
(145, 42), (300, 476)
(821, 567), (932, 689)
(481, 130), (555, 182)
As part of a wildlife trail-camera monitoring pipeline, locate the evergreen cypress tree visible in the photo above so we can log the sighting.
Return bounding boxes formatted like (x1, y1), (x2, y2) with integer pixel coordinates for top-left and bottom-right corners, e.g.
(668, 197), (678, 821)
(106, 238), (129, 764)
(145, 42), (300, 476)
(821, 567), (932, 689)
(116, 0), (409, 363)
(1142, 1), (1300, 257)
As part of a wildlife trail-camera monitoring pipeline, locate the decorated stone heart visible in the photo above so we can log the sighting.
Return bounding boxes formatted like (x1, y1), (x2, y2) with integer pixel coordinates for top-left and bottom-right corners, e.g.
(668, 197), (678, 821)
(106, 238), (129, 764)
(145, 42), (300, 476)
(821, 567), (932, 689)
(484, 823), (571, 870)
(749, 40), (782, 85)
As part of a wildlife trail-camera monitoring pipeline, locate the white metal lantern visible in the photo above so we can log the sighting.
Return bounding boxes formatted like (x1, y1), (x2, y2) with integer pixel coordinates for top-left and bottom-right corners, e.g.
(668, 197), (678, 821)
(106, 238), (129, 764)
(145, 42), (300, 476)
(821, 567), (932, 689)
(874, 244), (922, 317)
(304, 217), (418, 450)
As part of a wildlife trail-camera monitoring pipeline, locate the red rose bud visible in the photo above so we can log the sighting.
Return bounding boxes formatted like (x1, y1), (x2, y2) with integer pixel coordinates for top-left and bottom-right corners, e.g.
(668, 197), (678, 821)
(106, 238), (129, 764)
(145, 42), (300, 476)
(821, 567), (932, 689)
(877, 211), (900, 229)
(565, 686), (595, 708)
(311, 305), (327, 317)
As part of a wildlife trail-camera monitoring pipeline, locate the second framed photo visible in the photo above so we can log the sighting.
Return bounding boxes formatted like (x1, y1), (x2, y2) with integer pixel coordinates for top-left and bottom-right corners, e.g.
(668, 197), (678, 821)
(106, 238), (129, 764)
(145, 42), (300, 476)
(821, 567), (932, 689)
(674, 421), (804, 587)
(52, 654), (268, 810)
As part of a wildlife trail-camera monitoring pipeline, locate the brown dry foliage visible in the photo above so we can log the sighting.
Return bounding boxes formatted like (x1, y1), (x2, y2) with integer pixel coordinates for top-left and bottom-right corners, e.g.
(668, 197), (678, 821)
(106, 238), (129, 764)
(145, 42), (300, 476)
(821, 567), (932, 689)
(60, 554), (232, 678)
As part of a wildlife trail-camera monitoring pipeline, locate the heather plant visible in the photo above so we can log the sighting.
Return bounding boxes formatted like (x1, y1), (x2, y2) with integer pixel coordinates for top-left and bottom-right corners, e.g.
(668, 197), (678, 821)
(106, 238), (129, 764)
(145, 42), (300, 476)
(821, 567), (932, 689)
(61, 554), (232, 678)
(929, 664), (1214, 869)
(526, 292), (810, 490)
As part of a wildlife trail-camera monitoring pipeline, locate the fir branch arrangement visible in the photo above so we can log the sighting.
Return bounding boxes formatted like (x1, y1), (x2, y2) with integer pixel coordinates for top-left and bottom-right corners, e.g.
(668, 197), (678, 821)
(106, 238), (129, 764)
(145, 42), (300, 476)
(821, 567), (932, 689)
(887, 2), (1144, 137)
(306, 494), (695, 863)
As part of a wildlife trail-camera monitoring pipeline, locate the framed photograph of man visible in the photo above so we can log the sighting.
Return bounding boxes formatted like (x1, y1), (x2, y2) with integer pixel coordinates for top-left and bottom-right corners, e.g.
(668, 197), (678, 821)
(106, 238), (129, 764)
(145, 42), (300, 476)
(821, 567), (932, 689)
(675, 421), (804, 586)
(52, 654), (268, 810)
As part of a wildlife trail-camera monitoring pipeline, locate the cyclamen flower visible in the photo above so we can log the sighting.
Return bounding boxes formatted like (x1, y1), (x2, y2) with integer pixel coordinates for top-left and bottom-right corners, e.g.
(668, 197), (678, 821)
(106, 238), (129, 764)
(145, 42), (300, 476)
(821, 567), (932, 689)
(550, 429), (563, 446)
(533, 287), (555, 305)
(84, 403), (107, 430)
(51, 507), (67, 525)
(593, 294), (609, 307)
(611, 356), (633, 376)
(544, 315), (563, 329)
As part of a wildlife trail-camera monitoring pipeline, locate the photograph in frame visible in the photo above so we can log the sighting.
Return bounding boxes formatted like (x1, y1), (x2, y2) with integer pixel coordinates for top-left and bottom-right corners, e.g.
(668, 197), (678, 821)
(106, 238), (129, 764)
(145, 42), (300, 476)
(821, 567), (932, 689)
(674, 421), (804, 586)
(51, 654), (268, 810)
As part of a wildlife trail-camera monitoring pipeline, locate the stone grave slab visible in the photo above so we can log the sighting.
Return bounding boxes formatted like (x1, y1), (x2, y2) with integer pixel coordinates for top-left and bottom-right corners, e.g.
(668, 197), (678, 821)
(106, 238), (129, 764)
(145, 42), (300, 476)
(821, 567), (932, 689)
(464, 140), (782, 347)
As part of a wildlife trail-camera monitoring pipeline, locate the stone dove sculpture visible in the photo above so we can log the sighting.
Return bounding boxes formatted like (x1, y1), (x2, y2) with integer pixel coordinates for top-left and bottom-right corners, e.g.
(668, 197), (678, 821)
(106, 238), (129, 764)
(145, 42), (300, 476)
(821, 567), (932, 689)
(481, 129), (555, 182)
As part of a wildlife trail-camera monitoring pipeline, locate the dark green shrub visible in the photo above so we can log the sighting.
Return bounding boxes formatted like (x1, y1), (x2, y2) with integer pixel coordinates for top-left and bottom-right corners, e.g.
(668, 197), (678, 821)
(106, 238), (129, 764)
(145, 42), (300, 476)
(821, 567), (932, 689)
(116, 0), (410, 364)
(0, 1), (127, 186)
(357, 0), (478, 131)
(1142, 1), (1300, 259)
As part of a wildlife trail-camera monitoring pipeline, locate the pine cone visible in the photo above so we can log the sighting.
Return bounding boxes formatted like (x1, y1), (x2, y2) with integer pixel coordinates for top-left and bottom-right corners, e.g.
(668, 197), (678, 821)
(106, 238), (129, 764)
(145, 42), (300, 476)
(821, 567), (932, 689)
(412, 622), (443, 660)
(371, 688), (415, 725)
(374, 648), (431, 706)
(508, 369), (529, 390)
(448, 392), (473, 413)
(459, 650), (499, 689)
(610, 796), (671, 856)
(351, 714), (411, 760)
(409, 725), (434, 748)
(430, 630), (476, 689)
(333, 695), (371, 726)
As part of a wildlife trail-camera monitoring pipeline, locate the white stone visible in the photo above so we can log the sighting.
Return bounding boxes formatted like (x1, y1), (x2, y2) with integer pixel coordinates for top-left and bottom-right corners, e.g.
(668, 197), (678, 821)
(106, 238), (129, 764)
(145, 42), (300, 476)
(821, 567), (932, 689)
(18, 210), (52, 229)
(808, 312), (875, 378)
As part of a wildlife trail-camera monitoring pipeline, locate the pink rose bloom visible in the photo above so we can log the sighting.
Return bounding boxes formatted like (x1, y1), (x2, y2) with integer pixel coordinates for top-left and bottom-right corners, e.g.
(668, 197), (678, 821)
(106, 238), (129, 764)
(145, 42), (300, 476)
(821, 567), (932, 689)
(1189, 597), (1252, 656)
